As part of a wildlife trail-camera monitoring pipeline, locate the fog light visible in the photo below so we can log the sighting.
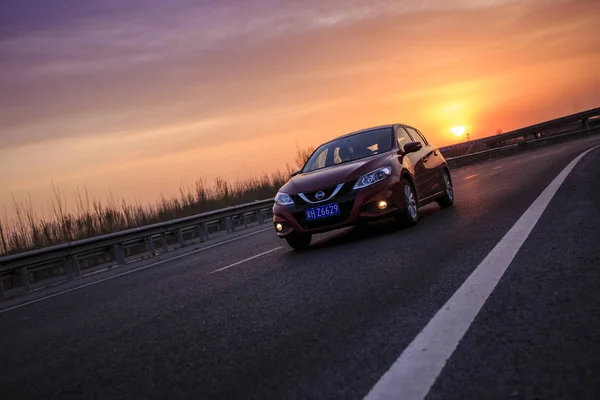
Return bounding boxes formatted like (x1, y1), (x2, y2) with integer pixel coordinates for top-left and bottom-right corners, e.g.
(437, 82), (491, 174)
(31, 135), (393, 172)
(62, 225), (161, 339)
(377, 200), (388, 210)
(276, 223), (284, 232)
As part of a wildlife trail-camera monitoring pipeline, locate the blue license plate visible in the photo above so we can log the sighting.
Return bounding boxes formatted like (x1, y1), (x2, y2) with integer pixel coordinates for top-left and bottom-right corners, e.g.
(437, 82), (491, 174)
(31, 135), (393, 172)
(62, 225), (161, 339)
(305, 203), (341, 221)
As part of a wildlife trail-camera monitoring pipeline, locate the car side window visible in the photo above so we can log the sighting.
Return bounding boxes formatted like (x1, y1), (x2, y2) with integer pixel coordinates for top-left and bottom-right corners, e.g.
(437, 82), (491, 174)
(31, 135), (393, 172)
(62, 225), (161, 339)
(415, 129), (430, 146)
(405, 127), (425, 147)
(397, 127), (412, 150)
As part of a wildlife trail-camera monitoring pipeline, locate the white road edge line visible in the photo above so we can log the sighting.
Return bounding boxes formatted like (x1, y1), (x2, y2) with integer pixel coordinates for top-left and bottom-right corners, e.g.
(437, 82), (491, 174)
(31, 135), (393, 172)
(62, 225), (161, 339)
(0, 227), (274, 314)
(464, 174), (478, 180)
(364, 144), (600, 400)
(492, 165), (503, 170)
(208, 247), (283, 274)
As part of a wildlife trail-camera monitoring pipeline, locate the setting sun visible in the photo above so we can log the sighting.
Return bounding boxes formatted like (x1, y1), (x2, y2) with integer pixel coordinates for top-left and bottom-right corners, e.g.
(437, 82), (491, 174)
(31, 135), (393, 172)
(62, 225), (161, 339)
(450, 126), (467, 136)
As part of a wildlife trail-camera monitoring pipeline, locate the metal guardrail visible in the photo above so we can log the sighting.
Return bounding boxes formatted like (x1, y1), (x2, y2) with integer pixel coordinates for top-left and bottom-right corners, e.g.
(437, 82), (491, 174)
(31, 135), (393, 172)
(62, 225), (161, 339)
(439, 106), (600, 153)
(0, 199), (275, 300)
(445, 125), (600, 169)
(480, 106), (600, 145)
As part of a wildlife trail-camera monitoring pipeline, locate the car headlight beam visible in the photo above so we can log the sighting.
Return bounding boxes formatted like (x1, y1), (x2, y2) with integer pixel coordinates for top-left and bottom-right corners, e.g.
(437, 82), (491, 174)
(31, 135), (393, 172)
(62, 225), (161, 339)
(275, 192), (294, 206)
(353, 167), (392, 190)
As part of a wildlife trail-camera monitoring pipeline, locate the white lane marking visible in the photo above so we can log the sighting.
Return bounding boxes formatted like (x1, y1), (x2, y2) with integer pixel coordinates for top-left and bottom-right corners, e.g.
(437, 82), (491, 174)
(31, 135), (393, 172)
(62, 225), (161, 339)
(364, 144), (600, 400)
(533, 149), (561, 159)
(492, 165), (503, 170)
(208, 247), (283, 274)
(0, 227), (274, 314)
(464, 174), (478, 180)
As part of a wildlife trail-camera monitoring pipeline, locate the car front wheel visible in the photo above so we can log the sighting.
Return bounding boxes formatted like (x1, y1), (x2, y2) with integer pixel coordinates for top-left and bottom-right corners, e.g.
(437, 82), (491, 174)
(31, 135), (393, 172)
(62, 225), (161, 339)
(396, 178), (419, 227)
(285, 232), (312, 250)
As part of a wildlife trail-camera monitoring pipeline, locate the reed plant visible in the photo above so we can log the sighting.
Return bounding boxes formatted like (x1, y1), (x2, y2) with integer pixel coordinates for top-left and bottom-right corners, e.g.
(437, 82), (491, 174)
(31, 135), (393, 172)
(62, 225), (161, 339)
(0, 152), (314, 256)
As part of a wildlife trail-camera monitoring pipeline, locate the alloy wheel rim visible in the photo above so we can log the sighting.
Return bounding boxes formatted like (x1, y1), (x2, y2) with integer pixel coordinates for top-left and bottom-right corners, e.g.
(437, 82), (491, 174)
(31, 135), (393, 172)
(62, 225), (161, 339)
(444, 173), (454, 201)
(404, 185), (417, 220)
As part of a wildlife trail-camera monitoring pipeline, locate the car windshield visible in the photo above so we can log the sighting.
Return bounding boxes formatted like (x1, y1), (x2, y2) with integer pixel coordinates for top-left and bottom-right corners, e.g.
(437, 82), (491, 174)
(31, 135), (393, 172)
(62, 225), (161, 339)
(302, 128), (394, 172)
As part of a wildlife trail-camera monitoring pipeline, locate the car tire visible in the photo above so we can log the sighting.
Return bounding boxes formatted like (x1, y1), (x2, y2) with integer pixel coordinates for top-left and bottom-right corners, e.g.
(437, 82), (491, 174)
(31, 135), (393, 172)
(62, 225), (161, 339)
(285, 232), (312, 250)
(437, 169), (454, 208)
(396, 178), (419, 227)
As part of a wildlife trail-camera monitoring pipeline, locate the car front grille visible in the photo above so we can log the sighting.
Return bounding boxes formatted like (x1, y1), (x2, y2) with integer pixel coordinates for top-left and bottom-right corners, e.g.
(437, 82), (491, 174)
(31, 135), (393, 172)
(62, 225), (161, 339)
(291, 180), (357, 207)
(303, 185), (338, 203)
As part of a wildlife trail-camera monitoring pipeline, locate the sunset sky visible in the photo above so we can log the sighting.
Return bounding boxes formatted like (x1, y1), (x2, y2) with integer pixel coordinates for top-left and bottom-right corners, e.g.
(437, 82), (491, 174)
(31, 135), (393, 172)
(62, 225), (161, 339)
(1, 0), (599, 218)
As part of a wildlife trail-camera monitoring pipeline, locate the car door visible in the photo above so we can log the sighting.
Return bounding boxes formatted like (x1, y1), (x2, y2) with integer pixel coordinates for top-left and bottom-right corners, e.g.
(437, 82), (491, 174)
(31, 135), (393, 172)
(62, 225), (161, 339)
(404, 126), (438, 201)
(414, 128), (445, 195)
(397, 126), (431, 201)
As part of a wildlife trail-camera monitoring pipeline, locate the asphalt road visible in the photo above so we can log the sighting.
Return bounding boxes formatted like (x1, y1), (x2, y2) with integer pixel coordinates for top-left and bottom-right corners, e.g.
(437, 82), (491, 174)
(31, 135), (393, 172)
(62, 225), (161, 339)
(1, 137), (600, 400)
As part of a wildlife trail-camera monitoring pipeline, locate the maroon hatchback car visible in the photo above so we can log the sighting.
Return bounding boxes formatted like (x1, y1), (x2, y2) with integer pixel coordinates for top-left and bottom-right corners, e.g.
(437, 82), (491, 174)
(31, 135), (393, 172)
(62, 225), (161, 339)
(273, 124), (454, 249)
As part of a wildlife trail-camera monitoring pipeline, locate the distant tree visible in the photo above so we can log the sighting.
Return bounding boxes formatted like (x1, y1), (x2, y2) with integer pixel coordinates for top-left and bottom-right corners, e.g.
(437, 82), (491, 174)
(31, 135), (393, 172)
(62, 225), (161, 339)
(295, 146), (315, 170)
(495, 129), (503, 135)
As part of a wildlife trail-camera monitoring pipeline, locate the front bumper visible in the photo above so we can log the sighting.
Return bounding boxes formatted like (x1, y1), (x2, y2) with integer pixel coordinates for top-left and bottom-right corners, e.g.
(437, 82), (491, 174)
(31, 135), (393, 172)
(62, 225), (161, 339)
(272, 177), (402, 237)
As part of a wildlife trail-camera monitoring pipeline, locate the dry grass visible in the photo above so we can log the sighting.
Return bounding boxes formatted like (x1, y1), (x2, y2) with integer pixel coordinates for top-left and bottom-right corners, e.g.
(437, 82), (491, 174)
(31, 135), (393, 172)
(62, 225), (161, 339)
(0, 163), (299, 256)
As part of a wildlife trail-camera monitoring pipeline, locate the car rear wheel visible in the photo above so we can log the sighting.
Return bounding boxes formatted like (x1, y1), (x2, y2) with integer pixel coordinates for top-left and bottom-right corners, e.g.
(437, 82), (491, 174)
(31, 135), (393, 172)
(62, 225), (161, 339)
(285, 232), (312, 250)
(437, 170), (454, 208)
(396, 179), (419, 227)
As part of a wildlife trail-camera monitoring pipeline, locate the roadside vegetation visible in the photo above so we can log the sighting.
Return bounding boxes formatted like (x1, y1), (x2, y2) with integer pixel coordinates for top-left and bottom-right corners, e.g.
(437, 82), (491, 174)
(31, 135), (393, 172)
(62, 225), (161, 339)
(0, 147), (315, 256)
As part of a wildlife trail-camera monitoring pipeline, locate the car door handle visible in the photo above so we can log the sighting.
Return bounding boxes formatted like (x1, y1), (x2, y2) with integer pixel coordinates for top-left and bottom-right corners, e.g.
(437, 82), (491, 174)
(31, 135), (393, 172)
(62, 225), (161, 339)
(423, 150), (434, 163)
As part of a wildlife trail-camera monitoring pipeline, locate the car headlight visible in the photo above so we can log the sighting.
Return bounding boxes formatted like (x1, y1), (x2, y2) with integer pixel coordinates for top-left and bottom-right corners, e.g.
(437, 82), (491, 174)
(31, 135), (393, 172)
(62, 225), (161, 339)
(275, 192), (294, 206)
(353, 167), (392, 189)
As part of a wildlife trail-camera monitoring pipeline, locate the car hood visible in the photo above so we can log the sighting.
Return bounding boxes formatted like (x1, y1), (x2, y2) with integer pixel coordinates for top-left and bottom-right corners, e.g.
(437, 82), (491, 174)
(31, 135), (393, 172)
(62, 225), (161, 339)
(280, 153), (395, 194)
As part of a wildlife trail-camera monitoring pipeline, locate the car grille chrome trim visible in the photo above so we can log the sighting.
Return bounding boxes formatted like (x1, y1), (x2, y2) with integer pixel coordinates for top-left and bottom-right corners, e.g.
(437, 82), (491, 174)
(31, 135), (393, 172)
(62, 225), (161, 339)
(298, 183), (345, 204)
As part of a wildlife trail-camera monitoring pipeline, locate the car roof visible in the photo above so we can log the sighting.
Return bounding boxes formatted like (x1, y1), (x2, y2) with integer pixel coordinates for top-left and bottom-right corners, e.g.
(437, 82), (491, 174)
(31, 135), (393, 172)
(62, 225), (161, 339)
(315, 123), (420, 148)
(335, 124), (395, 139)
(327, 123), (416, 140)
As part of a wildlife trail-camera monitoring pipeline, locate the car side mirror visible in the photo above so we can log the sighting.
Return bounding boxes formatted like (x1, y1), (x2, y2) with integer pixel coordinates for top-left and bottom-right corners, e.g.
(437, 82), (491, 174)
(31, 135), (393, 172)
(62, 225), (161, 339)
(291, 170), (301, 177)
(402, 141), (422, 154)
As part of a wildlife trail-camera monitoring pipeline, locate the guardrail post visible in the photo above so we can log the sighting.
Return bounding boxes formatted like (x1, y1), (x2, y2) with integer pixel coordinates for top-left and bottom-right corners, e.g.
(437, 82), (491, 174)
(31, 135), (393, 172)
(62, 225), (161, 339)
(195, 225), (206, 242)
(243, 213), (249, 229)
(177, 229), (185, 246)
(0, 275), (5, 300)
(20, 267), (31, 293)
(161, 233), (169, 253)
(256, 209), (265, 225)
(146, 236), (156, 255)
(64, 255), (81, 279)
(225, 217), (234, 234)
(113, 244), (126, 266)
(583, 118), (589, 129)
